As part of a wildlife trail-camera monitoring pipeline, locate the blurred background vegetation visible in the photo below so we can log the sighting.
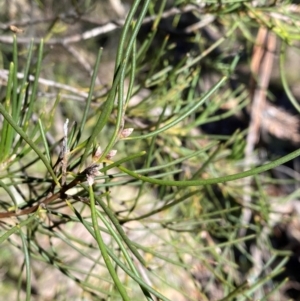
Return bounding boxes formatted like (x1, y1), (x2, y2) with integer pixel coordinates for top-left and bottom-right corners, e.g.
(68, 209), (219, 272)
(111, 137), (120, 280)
(1, 0), (300, 300)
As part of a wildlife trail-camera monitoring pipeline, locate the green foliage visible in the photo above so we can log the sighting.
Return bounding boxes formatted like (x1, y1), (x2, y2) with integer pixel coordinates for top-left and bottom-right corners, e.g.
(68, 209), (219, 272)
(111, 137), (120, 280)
(0, 0), (300, 300)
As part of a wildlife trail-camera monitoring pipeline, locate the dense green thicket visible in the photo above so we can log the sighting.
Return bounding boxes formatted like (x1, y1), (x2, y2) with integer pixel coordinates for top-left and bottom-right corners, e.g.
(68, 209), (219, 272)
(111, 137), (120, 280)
(0, 1), (300, 300)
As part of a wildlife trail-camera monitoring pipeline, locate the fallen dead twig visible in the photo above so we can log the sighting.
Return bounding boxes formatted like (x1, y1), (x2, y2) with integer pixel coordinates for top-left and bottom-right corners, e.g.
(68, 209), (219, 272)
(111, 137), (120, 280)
(0, 5), (202, 45)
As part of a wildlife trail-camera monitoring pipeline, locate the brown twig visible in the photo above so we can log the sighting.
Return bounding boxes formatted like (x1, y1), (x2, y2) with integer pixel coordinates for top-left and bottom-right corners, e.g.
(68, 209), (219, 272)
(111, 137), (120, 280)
(0, 164), (100, 218)
(247, 28), (276, 151)
(240, 28), (276, 238)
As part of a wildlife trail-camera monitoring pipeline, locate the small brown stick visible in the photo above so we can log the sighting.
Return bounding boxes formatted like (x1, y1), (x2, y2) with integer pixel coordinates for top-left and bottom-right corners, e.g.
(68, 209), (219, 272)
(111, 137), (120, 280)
(240, 28), (277, 238)
(0, 164), (100, 218)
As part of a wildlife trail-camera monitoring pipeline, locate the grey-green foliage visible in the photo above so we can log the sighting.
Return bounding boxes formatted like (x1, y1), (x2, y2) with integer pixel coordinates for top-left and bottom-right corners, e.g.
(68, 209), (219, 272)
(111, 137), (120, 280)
(0, 0), (299, 300)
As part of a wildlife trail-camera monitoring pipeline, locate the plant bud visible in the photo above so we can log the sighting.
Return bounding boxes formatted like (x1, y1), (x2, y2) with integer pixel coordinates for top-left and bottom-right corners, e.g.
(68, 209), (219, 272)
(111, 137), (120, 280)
(106, 149), (117, 159)
(120, 128), (134, 139)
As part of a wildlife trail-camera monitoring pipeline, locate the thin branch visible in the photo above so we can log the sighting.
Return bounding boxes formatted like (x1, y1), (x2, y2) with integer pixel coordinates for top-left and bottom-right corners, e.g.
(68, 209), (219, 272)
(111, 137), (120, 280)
(0, 163), (100, 218)
(62, 44), (102, 86)
(0, 4), (202, 45)
(0, 12), (82, 30)
(0, 68), (88, 97)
